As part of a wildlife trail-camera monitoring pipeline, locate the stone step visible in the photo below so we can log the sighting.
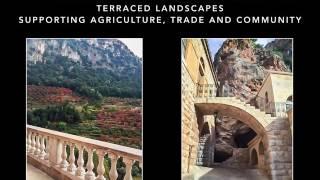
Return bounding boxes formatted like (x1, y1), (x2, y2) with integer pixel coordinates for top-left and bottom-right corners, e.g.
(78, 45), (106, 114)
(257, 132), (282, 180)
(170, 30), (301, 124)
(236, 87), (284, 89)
(197, 154), (210, 158)
(196, 158), (209, 163)
(198, 147), (210, 151)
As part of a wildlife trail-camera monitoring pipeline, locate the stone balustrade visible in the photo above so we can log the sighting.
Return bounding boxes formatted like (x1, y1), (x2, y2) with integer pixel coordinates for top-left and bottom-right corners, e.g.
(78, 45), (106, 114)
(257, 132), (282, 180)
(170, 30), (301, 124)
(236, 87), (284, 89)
(27, 125), (142, 180)
(196, 84), (215, 98)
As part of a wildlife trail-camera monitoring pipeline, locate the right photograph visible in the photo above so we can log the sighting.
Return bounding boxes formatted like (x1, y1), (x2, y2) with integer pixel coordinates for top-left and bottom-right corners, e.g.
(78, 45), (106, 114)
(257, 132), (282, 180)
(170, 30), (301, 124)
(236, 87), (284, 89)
(181, 38), (293, 180)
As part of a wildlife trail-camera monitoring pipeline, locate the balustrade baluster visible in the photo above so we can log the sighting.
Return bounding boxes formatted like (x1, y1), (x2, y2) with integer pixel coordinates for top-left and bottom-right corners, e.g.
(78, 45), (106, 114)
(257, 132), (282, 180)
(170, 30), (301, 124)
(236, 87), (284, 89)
(26, 126), (142, 180)
(76, 145), (85, 177)
(85, 148), (95, 180)
(35, 133), (41, 156)
(40, 135), (46, 159)
(68, 143), (77, 173)
(60, 142), (69, 170)
(108, 153), (118, 180)
(123, 157), (133, 180)
(27, 131), (32, 153)
(44, 136), (49, 160)
(30, 132), (36, 155)
(96, 150), (106, 180)
(26, 132), (28, 152)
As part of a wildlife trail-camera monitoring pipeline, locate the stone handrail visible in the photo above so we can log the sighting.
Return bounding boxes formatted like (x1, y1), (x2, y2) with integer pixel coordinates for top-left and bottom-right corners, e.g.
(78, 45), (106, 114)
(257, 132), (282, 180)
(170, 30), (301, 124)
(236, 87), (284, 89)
(27, 125), (142, 180)
(195, 83), (292, 118)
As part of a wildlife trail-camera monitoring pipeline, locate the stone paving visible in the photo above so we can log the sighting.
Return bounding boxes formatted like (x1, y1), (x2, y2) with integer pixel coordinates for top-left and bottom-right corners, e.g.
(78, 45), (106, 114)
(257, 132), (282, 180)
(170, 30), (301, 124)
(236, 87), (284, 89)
(185, 166), (269, 180)
(27, 163), (54, 180)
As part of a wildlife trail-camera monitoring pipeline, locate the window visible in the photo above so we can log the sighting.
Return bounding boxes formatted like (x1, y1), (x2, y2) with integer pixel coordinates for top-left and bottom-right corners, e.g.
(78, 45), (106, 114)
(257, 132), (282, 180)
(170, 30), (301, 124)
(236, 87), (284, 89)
(265, 92), (269, 104)
(251, 149), (258, 166)
(200, 57), (205, 70)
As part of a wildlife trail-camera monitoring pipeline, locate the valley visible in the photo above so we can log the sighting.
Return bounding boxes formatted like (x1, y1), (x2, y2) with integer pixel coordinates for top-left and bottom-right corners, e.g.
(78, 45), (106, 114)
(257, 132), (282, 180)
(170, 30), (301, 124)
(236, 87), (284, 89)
(27, 85), (142, 149)
(26, 38), (143, 179)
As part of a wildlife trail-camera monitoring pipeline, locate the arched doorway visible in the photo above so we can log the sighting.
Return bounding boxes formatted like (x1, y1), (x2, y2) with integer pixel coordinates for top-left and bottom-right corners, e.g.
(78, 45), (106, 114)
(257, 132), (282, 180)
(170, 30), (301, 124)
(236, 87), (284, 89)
(251, 149), (258, 166)
(286, 95), (293, 111)
(258, 141), (265, 169)
(259, 141), (264, 155)
(200, 122), (210, 136)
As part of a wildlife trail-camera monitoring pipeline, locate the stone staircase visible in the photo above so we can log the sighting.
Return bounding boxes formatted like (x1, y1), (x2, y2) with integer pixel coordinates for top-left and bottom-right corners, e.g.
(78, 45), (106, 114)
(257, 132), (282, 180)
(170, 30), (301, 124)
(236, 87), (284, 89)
(196, 134), (211, 167)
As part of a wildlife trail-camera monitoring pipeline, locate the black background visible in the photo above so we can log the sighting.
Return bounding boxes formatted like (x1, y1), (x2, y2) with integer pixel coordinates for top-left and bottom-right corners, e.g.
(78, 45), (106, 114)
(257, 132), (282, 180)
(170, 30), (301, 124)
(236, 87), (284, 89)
(4, 0), (318, 179)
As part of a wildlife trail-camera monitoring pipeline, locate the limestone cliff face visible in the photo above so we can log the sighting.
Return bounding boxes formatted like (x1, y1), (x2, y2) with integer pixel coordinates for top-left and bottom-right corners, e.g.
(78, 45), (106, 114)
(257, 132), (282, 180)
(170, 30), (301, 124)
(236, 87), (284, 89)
(214, 39), (291, 101)
(213, 39), (292, 163)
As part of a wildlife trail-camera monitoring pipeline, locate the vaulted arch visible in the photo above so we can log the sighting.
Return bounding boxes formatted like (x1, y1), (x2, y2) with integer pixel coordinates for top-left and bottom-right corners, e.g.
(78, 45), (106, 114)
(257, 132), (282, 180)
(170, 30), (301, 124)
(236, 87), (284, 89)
(195, 97), (275, 135)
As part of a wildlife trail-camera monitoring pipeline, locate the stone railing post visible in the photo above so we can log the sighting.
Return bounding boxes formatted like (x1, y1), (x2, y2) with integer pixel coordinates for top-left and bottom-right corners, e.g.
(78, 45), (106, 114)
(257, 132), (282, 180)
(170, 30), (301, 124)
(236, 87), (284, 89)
(60, 141), (69, 170)
(29, 132), (34, 154)
(27, 131), (32, 153)
(67, 143), (77, 174)
(35, 133), (41, 156)
(109, 153), (118, 180)
(85, 148), (96, 180)
(48, 137), (63, 166)
(96, 150), (106, 180)
(76, 145), (86, 177)
(123, 158), (133, 180)
(40, 135), (46, 160)
(44, 136), (49, 160)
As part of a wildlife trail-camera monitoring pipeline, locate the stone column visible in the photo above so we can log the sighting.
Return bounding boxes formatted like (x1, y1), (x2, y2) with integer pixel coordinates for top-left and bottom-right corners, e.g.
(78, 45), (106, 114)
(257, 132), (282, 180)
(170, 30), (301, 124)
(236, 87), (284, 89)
(48, 137), (63, 166)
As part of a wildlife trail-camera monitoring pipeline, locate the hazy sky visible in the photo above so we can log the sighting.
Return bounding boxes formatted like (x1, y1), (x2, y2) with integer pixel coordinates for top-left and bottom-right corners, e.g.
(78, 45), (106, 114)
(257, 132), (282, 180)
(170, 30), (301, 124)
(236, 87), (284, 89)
(208, 38), (275, 59)
(116, 38), (143, 58)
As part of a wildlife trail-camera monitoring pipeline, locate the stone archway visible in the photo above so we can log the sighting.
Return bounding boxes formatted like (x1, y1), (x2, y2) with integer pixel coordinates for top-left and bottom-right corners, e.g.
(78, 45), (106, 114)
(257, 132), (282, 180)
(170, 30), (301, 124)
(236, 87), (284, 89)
(190, 97), (292, 179)
(194, 97), (273, 136)
(195, 97), (273, 172)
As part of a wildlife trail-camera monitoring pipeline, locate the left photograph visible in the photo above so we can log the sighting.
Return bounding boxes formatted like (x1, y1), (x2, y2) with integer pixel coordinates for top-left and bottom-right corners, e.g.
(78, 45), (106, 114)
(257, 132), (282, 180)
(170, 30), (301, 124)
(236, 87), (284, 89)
(26, 38), (143, 180)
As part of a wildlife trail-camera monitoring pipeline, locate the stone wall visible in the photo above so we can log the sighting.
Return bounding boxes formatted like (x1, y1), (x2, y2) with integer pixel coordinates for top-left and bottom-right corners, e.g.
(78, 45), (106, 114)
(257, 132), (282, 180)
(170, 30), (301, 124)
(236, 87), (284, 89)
(181, 39), (218, 174)
(265, 118), (292, 180)
(270, 73), (293, 102)
(182, 61), (199, 174)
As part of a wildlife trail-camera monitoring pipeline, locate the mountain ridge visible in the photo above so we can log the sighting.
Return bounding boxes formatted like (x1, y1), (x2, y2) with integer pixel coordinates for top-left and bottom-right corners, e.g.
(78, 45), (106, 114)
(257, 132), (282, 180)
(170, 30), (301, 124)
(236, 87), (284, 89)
(27, 39), (142, 99)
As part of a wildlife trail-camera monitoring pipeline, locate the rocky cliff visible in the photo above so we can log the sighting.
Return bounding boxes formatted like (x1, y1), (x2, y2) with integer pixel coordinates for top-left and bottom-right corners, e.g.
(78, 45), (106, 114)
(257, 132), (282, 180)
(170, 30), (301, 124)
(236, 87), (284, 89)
(27, 39), (142, 99)
(213, 39), (292, 163)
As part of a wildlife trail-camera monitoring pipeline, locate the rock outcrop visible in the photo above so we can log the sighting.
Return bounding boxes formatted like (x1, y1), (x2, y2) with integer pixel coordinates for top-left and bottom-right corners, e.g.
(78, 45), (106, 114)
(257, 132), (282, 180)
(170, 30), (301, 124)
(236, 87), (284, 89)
(213, 39), (292, 163)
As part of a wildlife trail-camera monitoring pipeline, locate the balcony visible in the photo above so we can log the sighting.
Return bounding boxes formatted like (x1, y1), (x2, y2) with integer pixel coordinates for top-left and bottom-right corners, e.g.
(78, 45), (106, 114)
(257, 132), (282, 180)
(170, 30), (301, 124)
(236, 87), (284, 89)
(27, 125), (142, 180)
(256, 97), (293, 118)
(196, 84), (215, 98)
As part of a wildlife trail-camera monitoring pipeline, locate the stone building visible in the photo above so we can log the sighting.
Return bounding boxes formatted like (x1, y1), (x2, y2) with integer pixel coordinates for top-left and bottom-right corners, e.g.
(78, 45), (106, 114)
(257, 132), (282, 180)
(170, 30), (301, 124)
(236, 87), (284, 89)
(256, 71), (293, 117)
(182, 39), (293, 180)
(181, 38), (219, 174)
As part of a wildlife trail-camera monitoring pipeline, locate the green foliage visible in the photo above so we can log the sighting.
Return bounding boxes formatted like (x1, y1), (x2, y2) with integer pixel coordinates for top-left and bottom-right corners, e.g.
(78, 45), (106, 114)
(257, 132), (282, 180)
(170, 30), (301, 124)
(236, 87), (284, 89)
(254, 43), (263, 49)
(103, 128), (140, 138)
(272, 50), (284, 59)
(82, 104), (98, 120)
(107, 107), (117, 112)
(27, 54), (141, 99)
(56, 121), (67, 131)
(27, 103), (81, 127)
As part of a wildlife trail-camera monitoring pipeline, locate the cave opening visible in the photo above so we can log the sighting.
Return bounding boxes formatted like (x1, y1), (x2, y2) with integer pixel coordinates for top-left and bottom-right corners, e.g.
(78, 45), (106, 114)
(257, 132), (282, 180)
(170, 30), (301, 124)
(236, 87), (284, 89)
(234, 129), (257, 148)
(214, 149), (232, 163)
(214, 128), (257, 163)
